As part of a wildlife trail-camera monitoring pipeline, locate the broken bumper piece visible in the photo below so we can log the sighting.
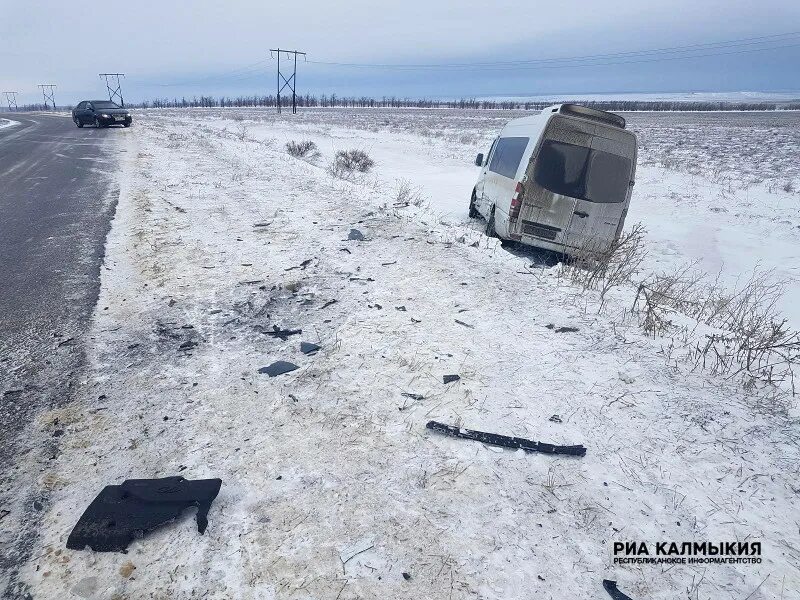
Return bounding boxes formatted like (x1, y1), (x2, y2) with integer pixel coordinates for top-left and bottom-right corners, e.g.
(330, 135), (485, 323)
(66, 476), (222, 552)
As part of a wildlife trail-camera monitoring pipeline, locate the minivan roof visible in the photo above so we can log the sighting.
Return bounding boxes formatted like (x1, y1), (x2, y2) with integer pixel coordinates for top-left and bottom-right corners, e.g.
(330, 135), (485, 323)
(503, 104), (626, 132)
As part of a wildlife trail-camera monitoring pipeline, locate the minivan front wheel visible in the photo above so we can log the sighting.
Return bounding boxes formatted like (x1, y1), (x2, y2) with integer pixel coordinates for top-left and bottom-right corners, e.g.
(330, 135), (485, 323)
(486, 206), (498, 238)
(468, 191), (479, 219)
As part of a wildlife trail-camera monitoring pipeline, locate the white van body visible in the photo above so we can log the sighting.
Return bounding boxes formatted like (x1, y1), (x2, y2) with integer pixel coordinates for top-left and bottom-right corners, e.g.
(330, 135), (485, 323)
(471, 104), (637, 255)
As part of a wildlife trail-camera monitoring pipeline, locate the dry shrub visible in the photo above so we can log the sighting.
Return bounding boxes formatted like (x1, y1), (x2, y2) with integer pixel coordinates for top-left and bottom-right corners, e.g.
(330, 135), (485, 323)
(285, 140), (320, 160)
(634, 265), (798, 394)
(393, 178), (426, 208)
(329, 149), (374, 179)
(563, 223), (648, 307)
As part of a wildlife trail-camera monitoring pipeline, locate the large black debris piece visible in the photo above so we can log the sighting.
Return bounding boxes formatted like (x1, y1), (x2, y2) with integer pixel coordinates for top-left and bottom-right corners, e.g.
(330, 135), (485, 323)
(66, 477), (222, 553)
(602, 580), (635, 600)
(442, 374), (460, 384)
(426, 420), (586, 457)
(347, 229), (365, 241)
(258, 361), (299, 377)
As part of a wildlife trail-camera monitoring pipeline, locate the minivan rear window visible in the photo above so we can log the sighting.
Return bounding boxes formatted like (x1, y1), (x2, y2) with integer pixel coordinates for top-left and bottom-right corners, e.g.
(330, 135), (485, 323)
(488, 137), (529, 179)
(534, 140), (631, 204)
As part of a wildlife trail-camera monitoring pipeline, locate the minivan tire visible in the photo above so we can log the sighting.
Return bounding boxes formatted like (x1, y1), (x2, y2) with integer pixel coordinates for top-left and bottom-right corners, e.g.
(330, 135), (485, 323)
(74, 118), (83, 128)
(94, 117), (103, 128)
(468, 191), (479, 219)
(486, 206), (498, 238)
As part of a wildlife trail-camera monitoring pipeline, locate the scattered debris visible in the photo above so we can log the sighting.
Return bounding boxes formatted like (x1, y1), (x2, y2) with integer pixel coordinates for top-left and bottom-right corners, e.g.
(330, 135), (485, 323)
(320, 299), (338, 309)
(411, 317), (422, 323)
(381, 261), (397, 266)
(426, 421), (586, 457)
(253, 222), (271, 228)
(3, 389), (22, 397)
(401, 393), (424, 401)
(442, 374), (461, 384)
(300, 342), (321, 355)
(602, 580), (634, 600)
(347, 229), (365, 241)
(57, 337), (75, 347)
(178, 341), (197, 351)
(545, 324), (579, 333)
(66, 477), (222, 552)
(258, 361), (299, 377)
(454, 319), (474, 329)
(285, 259), (313, 271)
(395, 306), (407, 311)
(0, 509), (9, 521)
(402, 572), (412, 581)
(549, 415), (562, 423)
(262, 325), (302, 341)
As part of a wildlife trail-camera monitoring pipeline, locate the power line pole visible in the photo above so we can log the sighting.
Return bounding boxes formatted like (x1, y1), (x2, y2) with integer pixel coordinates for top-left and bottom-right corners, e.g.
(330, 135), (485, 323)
(99, 73), (125, 106)
(3, 91), (18, 111)
(38, 84), (57, 110)
(269, 48), (306, 114)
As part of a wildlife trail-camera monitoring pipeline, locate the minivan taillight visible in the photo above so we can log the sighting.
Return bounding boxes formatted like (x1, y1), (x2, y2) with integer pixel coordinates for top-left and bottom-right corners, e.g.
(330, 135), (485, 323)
(510, 182), (524, 218)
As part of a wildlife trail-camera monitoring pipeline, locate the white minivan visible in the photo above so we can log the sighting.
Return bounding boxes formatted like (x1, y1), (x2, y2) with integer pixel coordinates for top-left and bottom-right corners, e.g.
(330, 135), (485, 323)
(470, 104), (637, 255)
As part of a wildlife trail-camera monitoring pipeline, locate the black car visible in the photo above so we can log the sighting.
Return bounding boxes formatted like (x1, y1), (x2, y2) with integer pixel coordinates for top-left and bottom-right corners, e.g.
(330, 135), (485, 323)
(72, 100), (132, 128)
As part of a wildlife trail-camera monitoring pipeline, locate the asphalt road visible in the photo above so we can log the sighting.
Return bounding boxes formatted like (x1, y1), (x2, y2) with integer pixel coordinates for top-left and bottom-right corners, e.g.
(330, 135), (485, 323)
(0, 112), (123, 594)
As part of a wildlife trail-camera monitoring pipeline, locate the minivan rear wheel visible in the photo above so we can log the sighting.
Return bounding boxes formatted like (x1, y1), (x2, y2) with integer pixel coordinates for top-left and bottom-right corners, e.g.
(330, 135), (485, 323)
(486, 207), (498, 238)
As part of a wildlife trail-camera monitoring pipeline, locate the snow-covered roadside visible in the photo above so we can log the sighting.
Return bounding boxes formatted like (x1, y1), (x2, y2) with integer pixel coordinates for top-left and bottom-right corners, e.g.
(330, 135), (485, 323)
(19, 114), (799, 599)
(0, 117), (20, 129)
(214, 111), (800, 326)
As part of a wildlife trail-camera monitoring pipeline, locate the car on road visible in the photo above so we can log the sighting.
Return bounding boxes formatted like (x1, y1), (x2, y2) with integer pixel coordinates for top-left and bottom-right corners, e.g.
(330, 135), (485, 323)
(471, 104), (637, 256)
(72, 100), (132, 128)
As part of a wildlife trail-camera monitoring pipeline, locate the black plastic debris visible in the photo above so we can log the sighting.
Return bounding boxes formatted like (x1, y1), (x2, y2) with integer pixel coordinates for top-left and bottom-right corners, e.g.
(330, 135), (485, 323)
(258, 361), (299, 377)
(347, 229), (365, 241)
(603, 580), (634, 600)
(454, 319), (474, 329)
(395, 306), (407, 312)
(300, 342), (321, 355)
(402, 572), (412, 581)
(66, 477), (222, 553)
(401, 393), (424, 401)
(263, 325), (302, 341)
(426, 420), (586, 457)
(545, 324), (579, 333)
(178, 341), (197, 351)
(549, 415), (562, 423)
(442, 375), (460, 384)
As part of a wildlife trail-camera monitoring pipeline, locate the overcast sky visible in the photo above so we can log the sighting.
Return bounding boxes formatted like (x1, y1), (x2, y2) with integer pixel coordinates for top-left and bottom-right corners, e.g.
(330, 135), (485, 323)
(2, 0), (799, 105)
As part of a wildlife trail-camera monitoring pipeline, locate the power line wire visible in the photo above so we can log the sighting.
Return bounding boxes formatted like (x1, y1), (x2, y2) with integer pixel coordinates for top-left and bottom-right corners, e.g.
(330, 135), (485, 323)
(306, 31), (800, 70)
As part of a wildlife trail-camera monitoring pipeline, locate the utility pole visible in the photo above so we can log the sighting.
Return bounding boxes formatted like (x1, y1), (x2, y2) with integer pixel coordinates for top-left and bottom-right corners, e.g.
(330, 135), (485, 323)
(38, 84), (57, 110)
(3, 91), (18, 111)
(99, 73), (125, 106)
(269, 48), (306, 114)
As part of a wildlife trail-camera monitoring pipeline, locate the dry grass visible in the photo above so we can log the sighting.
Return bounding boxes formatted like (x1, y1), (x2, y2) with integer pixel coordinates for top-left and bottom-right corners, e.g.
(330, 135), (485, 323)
(285, 140), (320, 161)
(329, 149), (375, 179)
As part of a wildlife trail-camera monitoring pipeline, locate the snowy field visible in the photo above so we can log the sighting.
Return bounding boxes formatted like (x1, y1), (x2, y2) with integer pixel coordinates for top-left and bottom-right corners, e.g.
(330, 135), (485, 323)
(17, 108), (800, 599)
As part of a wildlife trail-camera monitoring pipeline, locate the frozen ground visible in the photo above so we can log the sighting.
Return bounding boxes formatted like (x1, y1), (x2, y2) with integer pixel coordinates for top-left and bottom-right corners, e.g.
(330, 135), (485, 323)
(0, 118), (20, 129)
(14, 108), (800, 600)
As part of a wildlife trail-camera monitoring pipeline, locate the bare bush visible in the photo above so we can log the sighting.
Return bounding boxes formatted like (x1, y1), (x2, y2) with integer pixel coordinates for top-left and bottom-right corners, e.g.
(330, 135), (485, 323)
(563, 223), (648, 307)
(393, 178), (427, 208)
(328, 149), (375, 179)
(634, 265), (799, 394)
(234, 121), (248, 141)
(285, 140), (320, 160)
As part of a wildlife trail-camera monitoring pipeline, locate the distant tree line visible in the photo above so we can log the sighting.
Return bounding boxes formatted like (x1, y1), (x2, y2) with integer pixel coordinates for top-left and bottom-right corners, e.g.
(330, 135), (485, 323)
(131, 95), (800, 112)
(9, 97), (800, 112)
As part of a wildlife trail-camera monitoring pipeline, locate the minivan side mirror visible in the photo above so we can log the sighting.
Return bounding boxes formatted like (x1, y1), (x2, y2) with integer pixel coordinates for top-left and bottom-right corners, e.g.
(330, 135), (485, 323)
(475, 153), (484, 167)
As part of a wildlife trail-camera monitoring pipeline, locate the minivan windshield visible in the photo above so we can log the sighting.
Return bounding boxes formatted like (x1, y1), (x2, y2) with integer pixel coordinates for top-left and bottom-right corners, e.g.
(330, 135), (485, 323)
(93, 101), (120, 109)
(534, 140), (631, 203)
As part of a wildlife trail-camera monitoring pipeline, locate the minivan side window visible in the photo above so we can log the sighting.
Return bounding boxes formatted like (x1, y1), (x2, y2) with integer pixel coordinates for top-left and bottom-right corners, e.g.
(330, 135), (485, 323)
(488, 137), (529, 180)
